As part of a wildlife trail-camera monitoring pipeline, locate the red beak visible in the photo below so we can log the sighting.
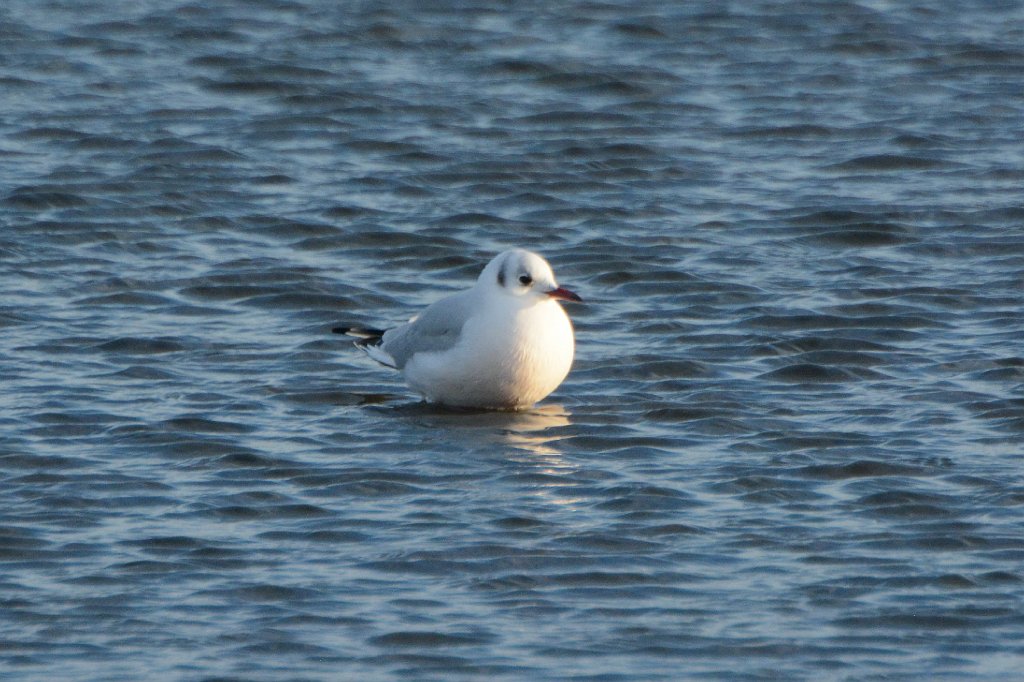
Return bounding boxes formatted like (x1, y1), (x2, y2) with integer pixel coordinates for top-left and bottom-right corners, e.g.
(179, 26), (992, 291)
(547, 286), (582, 303)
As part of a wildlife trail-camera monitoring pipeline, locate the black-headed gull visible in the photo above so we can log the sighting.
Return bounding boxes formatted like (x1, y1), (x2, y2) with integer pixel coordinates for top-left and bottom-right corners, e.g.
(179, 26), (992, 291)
(334, 249), (581, 410)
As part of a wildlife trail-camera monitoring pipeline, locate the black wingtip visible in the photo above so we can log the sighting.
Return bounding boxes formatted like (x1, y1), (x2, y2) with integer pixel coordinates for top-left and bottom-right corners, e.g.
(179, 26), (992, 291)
(331, 326), (349, 335)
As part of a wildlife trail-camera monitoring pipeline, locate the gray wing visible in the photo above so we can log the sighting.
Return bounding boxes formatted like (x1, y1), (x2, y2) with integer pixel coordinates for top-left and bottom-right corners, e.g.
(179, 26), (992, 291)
(380, 289), (478, 368)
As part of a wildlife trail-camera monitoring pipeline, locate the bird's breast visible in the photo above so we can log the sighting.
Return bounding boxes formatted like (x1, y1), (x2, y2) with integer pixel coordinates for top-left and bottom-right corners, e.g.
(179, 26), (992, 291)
(404, 299), (574, 409)
(487, 302), (574, 391)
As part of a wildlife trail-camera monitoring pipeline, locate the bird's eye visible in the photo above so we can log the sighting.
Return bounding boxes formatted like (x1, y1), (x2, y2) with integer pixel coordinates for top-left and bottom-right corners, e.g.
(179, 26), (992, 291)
(519, 274), (533, 286)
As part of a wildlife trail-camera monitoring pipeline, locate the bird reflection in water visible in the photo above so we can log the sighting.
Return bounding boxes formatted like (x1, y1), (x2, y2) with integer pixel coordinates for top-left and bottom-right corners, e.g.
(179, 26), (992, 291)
(385, 401), (572, 457)
(495, 404), (572, 457)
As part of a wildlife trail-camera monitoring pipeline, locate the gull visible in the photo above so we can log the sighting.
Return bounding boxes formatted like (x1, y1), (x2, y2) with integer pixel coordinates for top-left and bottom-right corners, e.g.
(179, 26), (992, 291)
(334, 249), (581, 410)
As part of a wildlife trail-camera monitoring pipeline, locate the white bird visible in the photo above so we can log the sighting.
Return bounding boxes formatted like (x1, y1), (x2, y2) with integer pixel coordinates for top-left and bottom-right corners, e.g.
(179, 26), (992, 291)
(334, 249), (582, 410)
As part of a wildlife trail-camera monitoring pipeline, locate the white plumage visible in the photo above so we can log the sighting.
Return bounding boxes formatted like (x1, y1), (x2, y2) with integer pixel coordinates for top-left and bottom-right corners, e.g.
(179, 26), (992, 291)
(335, 249), (581, 410)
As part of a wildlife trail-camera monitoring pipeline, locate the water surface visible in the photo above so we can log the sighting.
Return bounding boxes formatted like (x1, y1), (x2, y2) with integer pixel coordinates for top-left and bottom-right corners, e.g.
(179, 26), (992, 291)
(2, 1), (1024, 680)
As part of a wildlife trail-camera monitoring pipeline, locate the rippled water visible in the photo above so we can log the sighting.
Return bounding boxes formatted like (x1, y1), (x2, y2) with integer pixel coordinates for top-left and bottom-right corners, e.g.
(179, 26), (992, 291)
(3, 1), (1024, 680)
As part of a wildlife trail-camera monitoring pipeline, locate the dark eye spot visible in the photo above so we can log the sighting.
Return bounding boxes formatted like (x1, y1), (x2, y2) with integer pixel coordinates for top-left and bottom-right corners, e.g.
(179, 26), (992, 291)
(519, 274), (533, 286)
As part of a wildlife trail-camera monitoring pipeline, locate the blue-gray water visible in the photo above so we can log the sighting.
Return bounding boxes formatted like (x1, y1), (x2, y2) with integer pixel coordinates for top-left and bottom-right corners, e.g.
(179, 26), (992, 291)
(3, 1), (1024, 680)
